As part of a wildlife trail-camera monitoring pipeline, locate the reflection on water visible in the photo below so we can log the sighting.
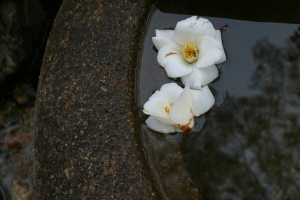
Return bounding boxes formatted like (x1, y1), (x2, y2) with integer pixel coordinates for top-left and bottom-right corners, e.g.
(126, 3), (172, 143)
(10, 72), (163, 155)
(138, 10), (300, 200)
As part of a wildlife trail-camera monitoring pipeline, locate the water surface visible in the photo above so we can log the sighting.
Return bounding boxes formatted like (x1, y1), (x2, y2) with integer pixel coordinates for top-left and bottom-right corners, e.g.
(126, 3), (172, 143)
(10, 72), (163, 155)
(138, 10), (300, 200)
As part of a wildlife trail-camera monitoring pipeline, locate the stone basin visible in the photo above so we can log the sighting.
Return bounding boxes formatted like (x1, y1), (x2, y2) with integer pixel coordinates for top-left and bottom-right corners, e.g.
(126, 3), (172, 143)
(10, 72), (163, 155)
(33, 0), (161, 199)
(33, 0), (300, 199)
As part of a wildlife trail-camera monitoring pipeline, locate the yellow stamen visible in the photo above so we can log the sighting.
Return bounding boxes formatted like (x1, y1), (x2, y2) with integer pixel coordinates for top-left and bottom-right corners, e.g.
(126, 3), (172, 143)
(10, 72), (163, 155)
(182, 43), (199, 63)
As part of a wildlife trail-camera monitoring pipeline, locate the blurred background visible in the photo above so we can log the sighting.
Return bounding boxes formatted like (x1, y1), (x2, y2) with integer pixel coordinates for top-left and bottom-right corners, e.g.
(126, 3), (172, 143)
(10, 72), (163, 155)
(0, 0), (62, 199)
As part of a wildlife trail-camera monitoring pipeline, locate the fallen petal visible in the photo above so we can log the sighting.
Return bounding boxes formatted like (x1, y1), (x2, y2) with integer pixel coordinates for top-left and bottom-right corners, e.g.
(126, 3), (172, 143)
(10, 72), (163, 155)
(143, 98), (172, 119)
(149, 83), (183, 102)
(145, 116), (177, 133)
(190, 85), (215, 116)
(181, 65), (219, 89)
(159, 83), (184, 102)
(214, 30), (227, 64)
(152, 30), (176, 50)
(174, 16), (216, 46)
(169, 85), (194, 126)
(194, 36), (223, 68)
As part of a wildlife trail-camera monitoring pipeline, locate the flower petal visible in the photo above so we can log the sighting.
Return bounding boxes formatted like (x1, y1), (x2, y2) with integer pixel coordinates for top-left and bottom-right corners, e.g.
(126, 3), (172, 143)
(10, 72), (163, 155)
(181, 65), (219, 89)
(217, 51), (227, 64)
(169, 85), (194, 126)
(148, 91), (165, 100)
(214, 30), (222, 43)
(174, 16), (216, 46)
(190, 86), (215, 117)
(143, 98), (172, 119)
(214, 30), (227, 64)
(194, 36), (223, 68)
(152, 30), (176, 50)
(145, 116), (177, 133)
(155, 116), (174, 125)
(157, 44), (193, 78)
(159, 83), (184, 102)
(149, 83), (183, 102)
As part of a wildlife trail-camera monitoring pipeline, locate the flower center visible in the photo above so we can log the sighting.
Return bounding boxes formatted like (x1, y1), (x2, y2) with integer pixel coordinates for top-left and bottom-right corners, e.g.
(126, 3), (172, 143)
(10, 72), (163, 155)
(181, 43), (199, 63)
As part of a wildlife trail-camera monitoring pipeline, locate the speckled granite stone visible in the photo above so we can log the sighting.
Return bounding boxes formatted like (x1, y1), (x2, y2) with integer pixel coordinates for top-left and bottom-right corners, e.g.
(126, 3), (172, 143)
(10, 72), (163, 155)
(33, 0), (159, 199)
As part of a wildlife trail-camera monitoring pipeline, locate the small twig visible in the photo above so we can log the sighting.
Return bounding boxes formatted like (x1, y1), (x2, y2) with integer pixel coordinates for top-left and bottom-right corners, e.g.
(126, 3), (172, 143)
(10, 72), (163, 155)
(219, 24), (228, 32)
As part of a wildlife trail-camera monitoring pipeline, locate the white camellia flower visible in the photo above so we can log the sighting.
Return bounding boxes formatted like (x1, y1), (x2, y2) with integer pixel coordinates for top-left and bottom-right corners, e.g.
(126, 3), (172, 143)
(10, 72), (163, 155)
(143, 83), (215, 133)
(153, 16), (226, 89)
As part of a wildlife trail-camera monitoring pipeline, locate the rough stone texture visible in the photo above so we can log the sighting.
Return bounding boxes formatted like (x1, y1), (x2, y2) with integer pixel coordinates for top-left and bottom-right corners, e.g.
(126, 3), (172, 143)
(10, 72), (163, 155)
(33, 0), (159, 199)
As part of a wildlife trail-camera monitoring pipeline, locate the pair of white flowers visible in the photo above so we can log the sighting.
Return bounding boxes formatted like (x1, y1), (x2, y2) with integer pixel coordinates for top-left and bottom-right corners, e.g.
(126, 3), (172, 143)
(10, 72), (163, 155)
(143, 16), (226, 133)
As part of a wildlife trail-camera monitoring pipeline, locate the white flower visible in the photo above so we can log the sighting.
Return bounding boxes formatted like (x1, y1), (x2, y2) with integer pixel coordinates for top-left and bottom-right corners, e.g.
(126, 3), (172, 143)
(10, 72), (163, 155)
(152, 16), (226, 89)
(143, 83), (215, 133)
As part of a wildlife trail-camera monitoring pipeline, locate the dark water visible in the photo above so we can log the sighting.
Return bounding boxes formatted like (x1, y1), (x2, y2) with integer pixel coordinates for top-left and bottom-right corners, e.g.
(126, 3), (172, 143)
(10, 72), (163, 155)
(138, 10), (300, 200)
